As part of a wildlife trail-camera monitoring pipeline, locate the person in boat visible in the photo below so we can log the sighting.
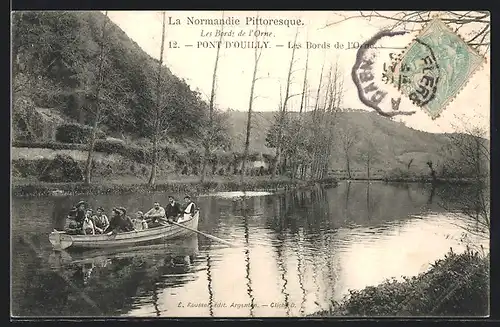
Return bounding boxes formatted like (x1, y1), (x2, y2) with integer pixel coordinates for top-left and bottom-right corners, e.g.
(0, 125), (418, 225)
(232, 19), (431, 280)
(106, 207), (135, 234)
(132, 211), (148, 231)
(144, 202), (166, 227)
(179, 195), (196, 223)
(92, 207), (109, 234)
(82, 210), (95, 235)
(165, 195), (182, 222)
(67, 200), (87, 230)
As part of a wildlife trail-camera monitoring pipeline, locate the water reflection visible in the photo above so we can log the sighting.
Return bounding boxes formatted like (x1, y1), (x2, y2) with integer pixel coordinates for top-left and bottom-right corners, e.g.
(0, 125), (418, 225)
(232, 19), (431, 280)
(11, 181), (489, 317)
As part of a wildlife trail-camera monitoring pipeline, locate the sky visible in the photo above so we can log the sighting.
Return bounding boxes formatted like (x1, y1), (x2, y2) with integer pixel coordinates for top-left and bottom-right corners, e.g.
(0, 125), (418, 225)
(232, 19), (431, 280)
(106, 11), (490, 135)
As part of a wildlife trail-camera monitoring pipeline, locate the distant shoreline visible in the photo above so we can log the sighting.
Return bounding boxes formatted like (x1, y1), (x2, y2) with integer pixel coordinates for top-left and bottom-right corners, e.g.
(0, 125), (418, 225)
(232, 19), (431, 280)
(11, 177), (338, 198)
(11, 176), (480, 198)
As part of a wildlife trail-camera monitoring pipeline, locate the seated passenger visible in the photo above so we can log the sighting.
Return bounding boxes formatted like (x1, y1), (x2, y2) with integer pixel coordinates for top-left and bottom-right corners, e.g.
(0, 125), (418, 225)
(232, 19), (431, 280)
(132, 211), (148, 231)
(67, 200), (87, 231)
(93, 207), (109, 234)
(106, 207), (135, 234)
(82, 213), (95, 235)
(144, 202), (166, 227)
(179, 195), (196, 223)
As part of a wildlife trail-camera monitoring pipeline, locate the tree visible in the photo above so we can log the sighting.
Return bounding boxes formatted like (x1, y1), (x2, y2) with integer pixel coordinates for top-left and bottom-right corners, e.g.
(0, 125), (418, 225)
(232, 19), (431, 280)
(439, 120), (490, 241)
(82, 11), (132, 184)
(145, 11), (168, 185)
(271, 28), (301, 179)
(241, 13), (265, 184)
(200, 12), (225, 183)
(338, 125), (359, 179)
(358, 140), (378, 180)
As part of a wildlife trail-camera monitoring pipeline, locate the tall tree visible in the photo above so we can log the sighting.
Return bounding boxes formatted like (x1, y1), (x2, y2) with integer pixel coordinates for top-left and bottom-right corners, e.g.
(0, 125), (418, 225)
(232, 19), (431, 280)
(240, 14), (265, 183)
(147, 11), (167, 185)
(200, 12), (225, 183)
(338, 124), (359, 179)
(358, 139), (378, 180)
(271, 28), (300, 179)
(84, 11), (115, 184)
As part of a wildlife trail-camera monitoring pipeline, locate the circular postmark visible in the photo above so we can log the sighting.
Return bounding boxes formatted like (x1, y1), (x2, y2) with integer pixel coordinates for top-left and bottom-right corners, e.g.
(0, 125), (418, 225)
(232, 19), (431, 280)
(351, 30), (417, 118)
(388, 38), (441, 108)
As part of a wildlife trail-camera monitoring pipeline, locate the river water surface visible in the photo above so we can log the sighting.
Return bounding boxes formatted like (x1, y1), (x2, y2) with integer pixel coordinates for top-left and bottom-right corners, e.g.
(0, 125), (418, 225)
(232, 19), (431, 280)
(11, 181), (488, 317)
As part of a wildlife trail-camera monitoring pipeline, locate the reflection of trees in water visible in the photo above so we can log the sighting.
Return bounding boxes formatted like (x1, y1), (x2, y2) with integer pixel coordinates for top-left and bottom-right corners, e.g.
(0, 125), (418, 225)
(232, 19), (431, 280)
(205, 253), (214, 317)
(275, 236), (291, 317)
(437, 182), (490, 236)
(296, 230), (307, 315)
(243, 211), (255, 317)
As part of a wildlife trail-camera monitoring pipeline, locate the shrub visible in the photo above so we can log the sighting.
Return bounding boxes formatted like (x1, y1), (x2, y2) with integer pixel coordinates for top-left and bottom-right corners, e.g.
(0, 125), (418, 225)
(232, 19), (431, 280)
(55, 123), (106, 144)
(39, 154), (84, 182)
(326, 249), (489, 316)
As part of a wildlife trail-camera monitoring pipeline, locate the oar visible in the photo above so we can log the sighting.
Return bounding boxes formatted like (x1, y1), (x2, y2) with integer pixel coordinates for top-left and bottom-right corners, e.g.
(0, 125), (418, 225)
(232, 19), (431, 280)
(159, 218), (237, 247)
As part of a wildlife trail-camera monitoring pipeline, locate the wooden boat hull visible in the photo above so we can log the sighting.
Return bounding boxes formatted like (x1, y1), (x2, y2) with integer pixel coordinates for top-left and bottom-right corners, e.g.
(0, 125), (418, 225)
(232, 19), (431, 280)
(48, 234), (199, 268)
(49, 211), (199, 251)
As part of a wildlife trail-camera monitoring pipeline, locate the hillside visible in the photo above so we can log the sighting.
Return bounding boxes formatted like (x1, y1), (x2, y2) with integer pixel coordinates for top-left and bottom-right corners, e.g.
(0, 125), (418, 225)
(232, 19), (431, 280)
(12, 11), (209, 143)
(225, 110), (453, 175)
(11, 11), (482, 182)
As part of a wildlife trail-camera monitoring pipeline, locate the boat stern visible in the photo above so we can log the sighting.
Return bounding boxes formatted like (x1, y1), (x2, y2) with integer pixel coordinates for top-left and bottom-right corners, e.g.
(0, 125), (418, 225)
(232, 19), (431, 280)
(49, 231), (73, 251)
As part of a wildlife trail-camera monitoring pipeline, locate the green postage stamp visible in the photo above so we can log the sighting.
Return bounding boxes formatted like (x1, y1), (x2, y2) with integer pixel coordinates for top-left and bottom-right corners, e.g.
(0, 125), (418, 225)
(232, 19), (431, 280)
(389, 18), (486, 119)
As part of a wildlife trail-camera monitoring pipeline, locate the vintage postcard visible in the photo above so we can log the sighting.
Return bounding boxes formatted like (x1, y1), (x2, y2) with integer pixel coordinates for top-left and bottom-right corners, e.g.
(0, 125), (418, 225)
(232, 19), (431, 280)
(11, 10), (490, 318)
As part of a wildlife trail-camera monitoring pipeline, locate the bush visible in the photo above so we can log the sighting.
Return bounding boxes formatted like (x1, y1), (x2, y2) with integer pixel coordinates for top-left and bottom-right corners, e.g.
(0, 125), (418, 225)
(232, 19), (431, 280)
(324, 249), (489, 316)
(12, 140), (87, 151)
(55, 123), (106, 144)
(39, 154), (84, 182)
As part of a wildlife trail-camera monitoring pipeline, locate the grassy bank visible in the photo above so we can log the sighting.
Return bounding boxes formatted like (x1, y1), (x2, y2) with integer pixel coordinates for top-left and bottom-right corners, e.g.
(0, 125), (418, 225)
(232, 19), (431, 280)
(11, 176), (338, 197)
(310, 249), (489, 317)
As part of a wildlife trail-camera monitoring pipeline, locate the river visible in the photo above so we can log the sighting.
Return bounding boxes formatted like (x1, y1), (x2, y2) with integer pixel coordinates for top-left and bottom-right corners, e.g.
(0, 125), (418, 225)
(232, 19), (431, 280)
(11, 181), (489, 317)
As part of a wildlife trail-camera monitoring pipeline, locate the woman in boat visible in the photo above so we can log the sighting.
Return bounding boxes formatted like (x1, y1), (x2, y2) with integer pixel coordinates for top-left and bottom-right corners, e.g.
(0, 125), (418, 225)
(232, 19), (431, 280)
(67, 200), (87, 231)
(82, 210), (95, 235)
(92, 207), (110, 234)
(179, 195), (196, 223)
(132, 211), (148, 231)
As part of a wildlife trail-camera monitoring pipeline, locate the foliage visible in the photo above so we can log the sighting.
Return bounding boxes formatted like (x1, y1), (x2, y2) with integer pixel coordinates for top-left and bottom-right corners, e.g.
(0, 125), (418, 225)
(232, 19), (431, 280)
(39, 154), (84, 183)
(320, 249), (489, 316)
(11, 11), (209, 141)
(55, 123), (106, 144)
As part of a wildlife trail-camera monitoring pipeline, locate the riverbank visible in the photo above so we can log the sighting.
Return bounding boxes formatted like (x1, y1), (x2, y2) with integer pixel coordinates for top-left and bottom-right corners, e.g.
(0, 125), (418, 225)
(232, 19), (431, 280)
(11, 176), (338, 197)
(309, 249), (489, 317)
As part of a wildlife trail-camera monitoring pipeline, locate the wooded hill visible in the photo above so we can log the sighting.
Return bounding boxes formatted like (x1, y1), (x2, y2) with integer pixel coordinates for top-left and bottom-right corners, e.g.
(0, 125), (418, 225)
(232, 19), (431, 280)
(11, 11), (486, 181)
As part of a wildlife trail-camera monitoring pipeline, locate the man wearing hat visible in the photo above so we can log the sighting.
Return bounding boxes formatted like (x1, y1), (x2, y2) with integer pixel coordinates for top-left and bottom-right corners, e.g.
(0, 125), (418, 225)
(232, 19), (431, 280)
(67, 200), (87, 230)
(106, 207), (135, 234)
(180, 195), (196, 223)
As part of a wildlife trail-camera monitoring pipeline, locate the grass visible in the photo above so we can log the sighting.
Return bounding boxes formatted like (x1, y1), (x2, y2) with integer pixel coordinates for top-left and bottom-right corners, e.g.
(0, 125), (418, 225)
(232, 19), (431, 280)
(309, 248), (489, 317)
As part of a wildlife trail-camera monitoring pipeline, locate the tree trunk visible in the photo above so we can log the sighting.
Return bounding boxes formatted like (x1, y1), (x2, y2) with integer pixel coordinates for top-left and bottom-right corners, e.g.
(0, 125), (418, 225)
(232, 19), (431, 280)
(201, 13), (224, 183)
(346, 155), (351, 179)
(148, 135), (158, 185)
(84, 119), (99, 184)
(149, 11), (166, 186)
(367, 158), (371, 180)
(83, 11), (108, 185)
(272, 29), (298, 179)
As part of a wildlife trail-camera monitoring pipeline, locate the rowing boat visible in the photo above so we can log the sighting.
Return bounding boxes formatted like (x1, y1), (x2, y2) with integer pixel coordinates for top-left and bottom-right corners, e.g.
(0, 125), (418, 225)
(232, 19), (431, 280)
(48, 233), (199, 268)
(49, 210), (200, 251)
